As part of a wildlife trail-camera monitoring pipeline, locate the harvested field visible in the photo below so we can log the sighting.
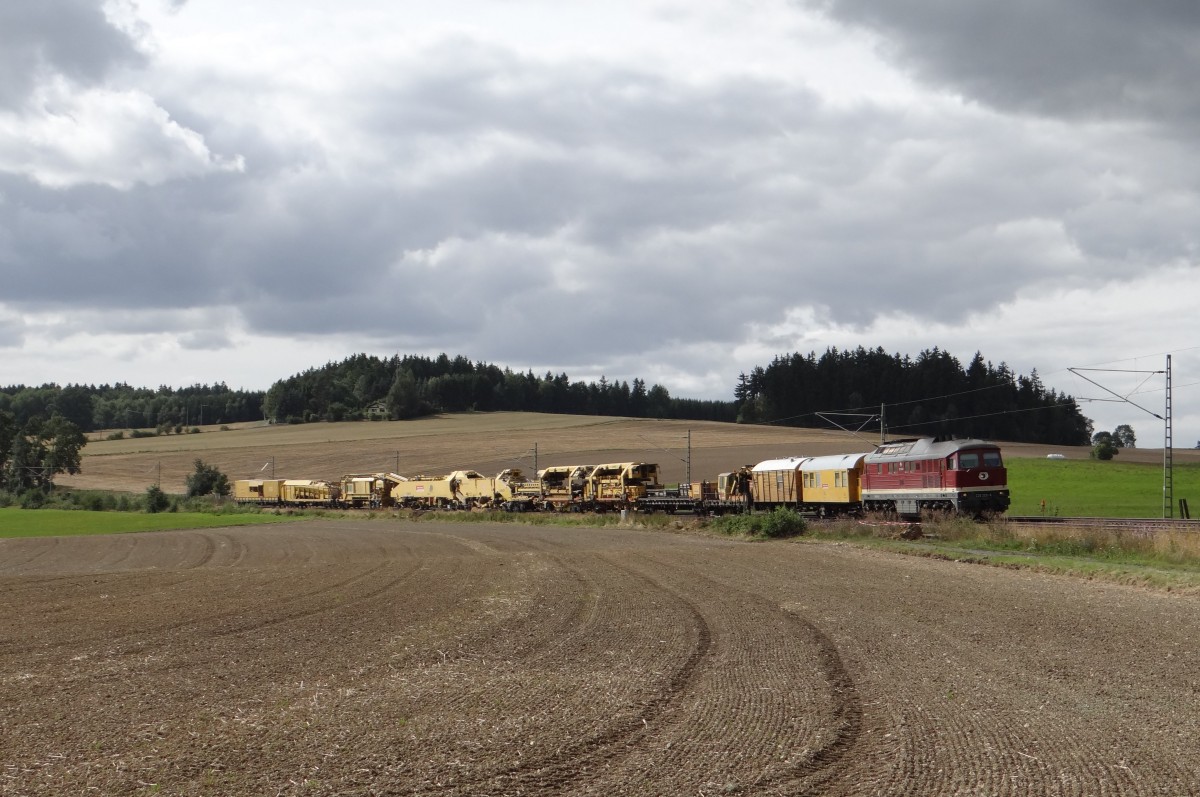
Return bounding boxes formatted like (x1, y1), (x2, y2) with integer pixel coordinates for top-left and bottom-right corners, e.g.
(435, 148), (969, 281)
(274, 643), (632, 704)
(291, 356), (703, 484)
(61, 411), (1198, 497)
(4, 521), (1200, 795)
(63, 413), (882, 495)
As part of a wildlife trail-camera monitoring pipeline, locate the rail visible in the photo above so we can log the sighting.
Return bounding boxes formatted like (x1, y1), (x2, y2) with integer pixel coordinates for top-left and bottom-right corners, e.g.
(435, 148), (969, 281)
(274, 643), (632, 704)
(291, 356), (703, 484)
(1006, 516), (1200, 533)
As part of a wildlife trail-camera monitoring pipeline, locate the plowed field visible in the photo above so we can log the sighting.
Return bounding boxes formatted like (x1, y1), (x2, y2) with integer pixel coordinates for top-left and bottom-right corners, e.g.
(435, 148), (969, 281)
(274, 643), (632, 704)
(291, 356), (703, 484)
(4, 521), (1200, 795)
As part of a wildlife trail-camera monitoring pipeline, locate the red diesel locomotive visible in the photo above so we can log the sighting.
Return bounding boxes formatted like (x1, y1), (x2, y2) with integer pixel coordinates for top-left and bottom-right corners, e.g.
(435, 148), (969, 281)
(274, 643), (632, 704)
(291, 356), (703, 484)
(860, 437), (1009, 517)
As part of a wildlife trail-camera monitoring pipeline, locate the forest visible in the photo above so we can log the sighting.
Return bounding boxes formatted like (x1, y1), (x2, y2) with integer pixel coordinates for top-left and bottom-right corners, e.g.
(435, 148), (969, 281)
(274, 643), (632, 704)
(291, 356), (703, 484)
(735, 347), (1091, 445)
(261, 354), (735, 425)
(0, 382), (266, 433)
(0, 347), (1094, 446)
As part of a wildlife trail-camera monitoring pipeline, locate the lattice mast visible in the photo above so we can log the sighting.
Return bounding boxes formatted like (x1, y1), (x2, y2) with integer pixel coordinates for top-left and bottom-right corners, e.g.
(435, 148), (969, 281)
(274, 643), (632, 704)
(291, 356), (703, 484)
(1164, 355), (1173, 519)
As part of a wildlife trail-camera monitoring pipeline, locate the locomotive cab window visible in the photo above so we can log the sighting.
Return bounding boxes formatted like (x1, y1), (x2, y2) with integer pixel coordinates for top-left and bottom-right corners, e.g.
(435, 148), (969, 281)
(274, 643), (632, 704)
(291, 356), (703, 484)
(958, 453), (980, 468)
(983, 451), (1003, 467)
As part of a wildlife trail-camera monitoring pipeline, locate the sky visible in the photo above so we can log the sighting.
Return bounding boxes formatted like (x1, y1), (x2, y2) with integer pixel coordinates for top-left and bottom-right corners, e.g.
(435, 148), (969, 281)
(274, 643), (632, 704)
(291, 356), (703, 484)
(1, 0), (1198, 448)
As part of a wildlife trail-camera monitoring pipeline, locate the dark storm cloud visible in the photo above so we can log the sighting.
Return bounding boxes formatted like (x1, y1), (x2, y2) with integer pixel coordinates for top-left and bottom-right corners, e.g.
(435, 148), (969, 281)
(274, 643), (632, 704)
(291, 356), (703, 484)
(803, 0), (1200, 125)
(0, 0), (145, 108)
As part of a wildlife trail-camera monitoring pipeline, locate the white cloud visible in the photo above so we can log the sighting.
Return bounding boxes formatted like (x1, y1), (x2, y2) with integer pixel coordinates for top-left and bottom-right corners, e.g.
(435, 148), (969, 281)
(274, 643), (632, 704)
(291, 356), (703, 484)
(0, 78), (243, 189)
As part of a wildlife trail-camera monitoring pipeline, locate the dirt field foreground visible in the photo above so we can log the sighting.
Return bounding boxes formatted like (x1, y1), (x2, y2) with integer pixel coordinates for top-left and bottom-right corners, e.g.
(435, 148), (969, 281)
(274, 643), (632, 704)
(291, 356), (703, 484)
(3, 520), (1200, 796)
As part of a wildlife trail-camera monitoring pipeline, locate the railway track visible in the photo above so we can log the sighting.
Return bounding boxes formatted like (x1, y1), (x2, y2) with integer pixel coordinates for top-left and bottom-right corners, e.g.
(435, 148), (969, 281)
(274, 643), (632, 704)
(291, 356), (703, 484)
(1007, 515), (1200, 533)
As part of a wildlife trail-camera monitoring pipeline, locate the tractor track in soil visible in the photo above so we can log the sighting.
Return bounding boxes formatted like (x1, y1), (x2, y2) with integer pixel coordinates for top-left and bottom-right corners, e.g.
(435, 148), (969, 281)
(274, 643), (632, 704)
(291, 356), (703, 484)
(3, 520), (1200, 796)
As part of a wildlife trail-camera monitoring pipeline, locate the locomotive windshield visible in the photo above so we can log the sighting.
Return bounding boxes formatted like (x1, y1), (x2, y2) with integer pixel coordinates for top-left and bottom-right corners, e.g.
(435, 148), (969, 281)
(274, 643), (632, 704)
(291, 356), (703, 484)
(954, 450), (1003, 468)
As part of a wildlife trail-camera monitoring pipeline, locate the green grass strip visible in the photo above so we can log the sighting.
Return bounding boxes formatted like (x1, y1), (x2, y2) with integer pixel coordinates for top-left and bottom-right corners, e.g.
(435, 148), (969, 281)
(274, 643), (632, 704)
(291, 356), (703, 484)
(0, 508), (297, 538)
(1007, 458), (1200, 517)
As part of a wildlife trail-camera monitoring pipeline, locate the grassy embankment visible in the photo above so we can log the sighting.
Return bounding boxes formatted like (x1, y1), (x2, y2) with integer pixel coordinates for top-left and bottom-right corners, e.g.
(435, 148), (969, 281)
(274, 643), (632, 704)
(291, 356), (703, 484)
(807, 514), (1200, 591)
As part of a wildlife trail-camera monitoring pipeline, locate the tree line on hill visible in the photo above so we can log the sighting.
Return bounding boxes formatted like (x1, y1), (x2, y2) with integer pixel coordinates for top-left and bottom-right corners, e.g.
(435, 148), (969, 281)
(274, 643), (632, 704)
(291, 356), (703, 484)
(0, 382), (265, 434)
(262, 353), (735, 424)
(734, 347), (1092, 445)
(2, 347), (1095, 456)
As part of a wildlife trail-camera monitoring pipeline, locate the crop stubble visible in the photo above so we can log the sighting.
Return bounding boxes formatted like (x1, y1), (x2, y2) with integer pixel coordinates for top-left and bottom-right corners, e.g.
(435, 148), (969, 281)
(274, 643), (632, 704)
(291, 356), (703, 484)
(3, 520), (1200, 795)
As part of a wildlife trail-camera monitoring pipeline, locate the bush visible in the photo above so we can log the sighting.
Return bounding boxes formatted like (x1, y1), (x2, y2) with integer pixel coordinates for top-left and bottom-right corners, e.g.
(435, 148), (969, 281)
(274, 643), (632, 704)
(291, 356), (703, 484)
(710, 507), (807, 539)
(758, 507), (808, 538)
(186, 459), (231, 497)
(19, 490), (47, 509)
(145, 484), (170, 513)
(105, 431), (125, 440)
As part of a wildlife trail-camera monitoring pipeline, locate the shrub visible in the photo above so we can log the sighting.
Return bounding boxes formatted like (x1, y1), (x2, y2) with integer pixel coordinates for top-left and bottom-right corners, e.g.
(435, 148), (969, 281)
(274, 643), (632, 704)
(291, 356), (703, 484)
(758, 507), (808, 538)
(186, 459), (231, 497)
(19, 490), (47, 509)
(710, 507), (807, 539)
(145, 484), (170, 513)
(105, 431), (125, 441)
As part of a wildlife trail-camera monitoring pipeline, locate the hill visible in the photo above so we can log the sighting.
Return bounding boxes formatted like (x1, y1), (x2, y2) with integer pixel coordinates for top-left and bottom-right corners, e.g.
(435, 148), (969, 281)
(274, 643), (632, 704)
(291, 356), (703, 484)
(61, 412), (1195, 497)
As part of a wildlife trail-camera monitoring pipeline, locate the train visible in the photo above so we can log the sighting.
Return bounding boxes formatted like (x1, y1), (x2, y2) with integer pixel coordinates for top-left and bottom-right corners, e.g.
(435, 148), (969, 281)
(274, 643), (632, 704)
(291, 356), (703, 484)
(232, 435), (1010, 519)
